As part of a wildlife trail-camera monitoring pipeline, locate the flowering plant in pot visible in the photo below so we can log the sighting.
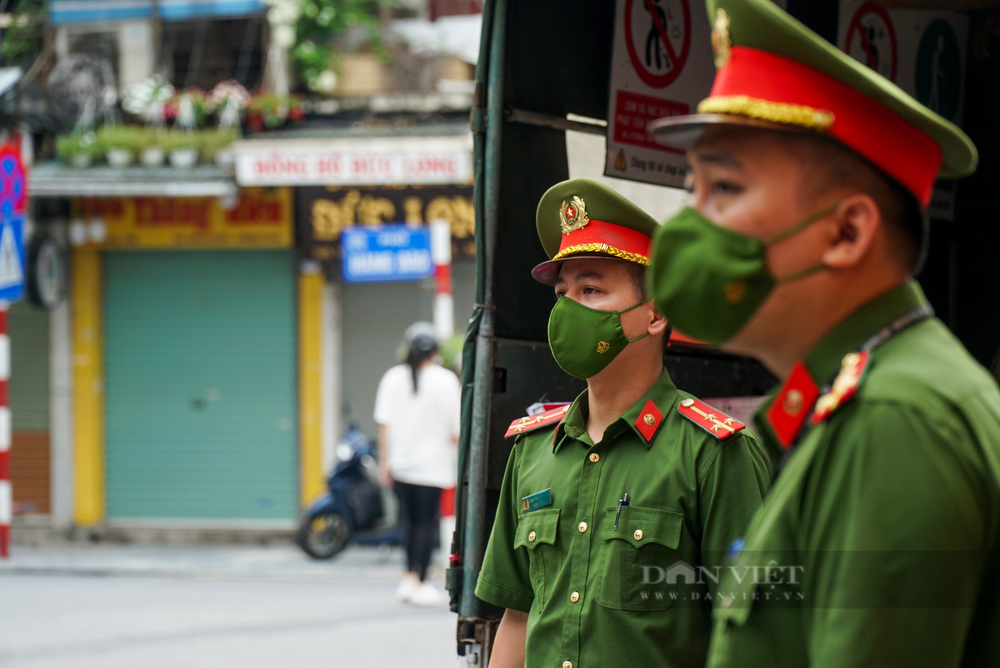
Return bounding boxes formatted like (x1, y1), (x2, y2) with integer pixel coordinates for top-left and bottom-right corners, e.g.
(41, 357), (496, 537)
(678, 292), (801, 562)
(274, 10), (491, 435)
(245, 91), (304, 133)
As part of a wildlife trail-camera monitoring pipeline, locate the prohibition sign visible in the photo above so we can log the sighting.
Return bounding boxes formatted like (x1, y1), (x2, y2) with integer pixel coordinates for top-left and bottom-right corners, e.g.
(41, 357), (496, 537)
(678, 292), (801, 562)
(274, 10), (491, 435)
(845, 1), (898, 82)
(624, 0), (692, 89)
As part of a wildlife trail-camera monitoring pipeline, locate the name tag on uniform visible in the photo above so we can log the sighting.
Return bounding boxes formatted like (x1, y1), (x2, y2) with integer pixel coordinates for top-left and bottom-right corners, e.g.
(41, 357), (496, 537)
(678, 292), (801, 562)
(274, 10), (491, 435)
(521, 489), (552, 513)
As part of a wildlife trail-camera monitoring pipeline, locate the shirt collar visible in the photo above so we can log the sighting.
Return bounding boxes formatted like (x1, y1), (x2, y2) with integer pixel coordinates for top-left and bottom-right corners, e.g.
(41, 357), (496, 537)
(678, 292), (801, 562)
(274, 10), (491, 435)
(553, 367), (678, 452)
(803, 280), (927, 384)
(753, 280), (929, 439)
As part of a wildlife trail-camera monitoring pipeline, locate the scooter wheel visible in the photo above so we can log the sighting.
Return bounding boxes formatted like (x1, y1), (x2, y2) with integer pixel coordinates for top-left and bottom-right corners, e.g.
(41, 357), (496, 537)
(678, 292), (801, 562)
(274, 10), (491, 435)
(296, 511), (351, 559)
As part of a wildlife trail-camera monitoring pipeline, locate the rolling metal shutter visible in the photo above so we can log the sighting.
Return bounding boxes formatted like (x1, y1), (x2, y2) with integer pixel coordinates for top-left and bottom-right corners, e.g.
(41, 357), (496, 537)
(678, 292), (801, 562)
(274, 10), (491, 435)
(104, 251), (296, 521)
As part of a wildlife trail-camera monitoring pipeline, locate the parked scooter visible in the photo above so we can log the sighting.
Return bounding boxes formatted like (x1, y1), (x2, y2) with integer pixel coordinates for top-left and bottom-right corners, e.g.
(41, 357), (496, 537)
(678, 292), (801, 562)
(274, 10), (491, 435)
(296, 425), (402, 559)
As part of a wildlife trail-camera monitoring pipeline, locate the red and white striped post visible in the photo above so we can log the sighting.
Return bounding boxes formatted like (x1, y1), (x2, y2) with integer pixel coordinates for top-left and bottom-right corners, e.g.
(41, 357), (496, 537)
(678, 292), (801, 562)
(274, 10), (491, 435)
(430, 219), (453, 342)
(0, 305), (10, 558)
(430, 219), (456, 563)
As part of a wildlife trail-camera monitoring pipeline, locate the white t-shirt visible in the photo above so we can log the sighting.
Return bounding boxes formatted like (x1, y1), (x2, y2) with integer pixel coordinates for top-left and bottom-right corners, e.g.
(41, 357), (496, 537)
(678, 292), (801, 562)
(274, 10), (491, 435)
(373, 363), (461, 488)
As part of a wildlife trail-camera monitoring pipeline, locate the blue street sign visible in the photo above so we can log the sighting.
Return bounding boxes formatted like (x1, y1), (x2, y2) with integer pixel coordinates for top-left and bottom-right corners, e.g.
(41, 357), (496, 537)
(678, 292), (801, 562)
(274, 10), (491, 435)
(0, 217), (26, 303)
(341, 224), (433, 284)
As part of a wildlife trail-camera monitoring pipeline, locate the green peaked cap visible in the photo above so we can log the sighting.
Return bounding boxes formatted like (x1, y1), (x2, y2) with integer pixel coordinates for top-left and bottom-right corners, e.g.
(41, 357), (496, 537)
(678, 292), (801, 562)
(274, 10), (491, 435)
(651, 0), (976, 181)
(536, 178), (659, 259)
(533, 179), (660, 285)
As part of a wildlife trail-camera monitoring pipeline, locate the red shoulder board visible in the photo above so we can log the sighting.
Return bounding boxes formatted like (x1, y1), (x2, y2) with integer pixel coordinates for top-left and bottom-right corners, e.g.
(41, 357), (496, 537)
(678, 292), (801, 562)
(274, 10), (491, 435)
(809, 350), (871, 426)
(505, 404), (571, 439)
(677, 398), (746, 440)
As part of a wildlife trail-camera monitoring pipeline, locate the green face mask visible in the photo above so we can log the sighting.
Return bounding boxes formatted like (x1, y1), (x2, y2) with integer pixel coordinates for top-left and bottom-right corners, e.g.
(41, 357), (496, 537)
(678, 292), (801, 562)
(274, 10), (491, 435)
(547, 296), (650, 379)
(651, 201), (840, 345)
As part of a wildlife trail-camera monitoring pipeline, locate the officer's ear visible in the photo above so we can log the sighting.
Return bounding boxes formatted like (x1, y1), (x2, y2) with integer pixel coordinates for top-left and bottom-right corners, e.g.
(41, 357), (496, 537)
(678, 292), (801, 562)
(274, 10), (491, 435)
(647, 303), (669, 337)
(819, 194), (881, 269)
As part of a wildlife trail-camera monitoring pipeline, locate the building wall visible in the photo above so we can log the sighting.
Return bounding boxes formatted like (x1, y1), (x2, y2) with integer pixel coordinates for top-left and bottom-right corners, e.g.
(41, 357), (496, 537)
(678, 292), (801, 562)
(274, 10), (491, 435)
(8, 302), (52, 515)
(342, 257), (476, 440)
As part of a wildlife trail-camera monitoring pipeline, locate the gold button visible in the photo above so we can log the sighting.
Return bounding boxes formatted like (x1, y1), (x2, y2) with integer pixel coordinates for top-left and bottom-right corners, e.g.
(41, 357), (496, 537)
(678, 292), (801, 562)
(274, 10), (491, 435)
(634, 529), (643, 541)
(563, 662), (573, 668)
(578, 521), (588, 533)
(681, 398), (695, 407)
(528, 531), (536, 542)
(570, 591), (580, 603)
(589, 452), (600, 463)
(643, 414), (655, 425)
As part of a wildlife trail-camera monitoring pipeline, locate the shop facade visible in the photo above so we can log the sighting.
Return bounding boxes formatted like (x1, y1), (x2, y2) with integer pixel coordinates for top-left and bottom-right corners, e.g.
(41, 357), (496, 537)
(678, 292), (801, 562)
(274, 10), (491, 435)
(68, 187), (314, 527)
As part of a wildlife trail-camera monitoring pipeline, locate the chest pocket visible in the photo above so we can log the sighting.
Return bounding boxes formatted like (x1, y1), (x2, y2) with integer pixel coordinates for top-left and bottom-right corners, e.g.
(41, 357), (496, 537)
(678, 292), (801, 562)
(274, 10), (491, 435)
(514, 508), (561, 610)
(597, 506), (683, 612)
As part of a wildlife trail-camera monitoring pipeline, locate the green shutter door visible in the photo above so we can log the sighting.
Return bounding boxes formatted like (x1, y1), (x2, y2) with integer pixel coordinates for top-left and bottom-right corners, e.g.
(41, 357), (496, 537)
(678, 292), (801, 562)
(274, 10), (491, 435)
(104, 251), (297, 521)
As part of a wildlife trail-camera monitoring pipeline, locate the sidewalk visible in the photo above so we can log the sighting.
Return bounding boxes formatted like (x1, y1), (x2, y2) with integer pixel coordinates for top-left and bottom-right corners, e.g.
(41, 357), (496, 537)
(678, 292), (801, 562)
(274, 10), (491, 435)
(0, 542), (444, 582)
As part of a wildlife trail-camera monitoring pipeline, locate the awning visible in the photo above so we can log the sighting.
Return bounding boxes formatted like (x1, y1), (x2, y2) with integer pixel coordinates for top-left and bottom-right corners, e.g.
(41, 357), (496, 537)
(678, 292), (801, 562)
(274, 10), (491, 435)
(49, 0), (265, 25)
(30, 162), (238, 198)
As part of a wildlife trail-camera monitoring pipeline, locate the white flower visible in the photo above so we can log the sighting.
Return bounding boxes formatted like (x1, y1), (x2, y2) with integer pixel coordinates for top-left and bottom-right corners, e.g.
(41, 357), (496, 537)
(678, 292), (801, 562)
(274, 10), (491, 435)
(309, 69), (338, 93)
(273, 24), (296, 49)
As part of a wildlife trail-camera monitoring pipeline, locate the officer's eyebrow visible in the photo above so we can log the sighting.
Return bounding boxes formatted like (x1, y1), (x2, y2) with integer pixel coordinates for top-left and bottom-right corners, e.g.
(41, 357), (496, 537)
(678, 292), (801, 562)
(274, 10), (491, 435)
(691, 149), (744, 170)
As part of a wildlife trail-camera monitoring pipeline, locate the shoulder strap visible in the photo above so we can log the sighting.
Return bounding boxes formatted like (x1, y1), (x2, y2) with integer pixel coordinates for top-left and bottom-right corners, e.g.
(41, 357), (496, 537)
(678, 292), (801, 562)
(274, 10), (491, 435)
(677, 397), (746, 440)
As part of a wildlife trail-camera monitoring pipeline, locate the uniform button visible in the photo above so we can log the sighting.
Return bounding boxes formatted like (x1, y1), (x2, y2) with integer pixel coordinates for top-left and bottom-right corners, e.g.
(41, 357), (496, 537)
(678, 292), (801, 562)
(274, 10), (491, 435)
(643, 413), (655, 425)
(528, 531), (536, 542)
(570, 591), (580, 603)
(589, 453), (600, 463)
(634, 529), (643, 541)
(578, 521), (588, 533)
(563, 662), (573, 668)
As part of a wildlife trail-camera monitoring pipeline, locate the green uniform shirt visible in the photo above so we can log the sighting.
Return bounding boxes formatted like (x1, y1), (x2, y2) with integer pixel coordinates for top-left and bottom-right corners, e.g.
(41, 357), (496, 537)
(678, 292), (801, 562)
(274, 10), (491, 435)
(707, 281), (1000, 668)
(476, 368), (771, 668)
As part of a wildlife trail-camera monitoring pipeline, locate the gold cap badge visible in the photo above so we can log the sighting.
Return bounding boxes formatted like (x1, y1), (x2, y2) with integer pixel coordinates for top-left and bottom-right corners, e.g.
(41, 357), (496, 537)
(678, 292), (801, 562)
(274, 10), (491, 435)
(712, 8), (732, 69)
(560, 196), (590, 235)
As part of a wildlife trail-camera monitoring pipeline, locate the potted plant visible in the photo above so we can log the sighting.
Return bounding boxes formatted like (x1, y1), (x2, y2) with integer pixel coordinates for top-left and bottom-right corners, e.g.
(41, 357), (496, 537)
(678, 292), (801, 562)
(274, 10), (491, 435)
(159, 131), (200, 169)
(245, 91), (304, 134)
(140, 137), (166, 167)
(56, 133), (102, 168)
(97, 126), (145, 168)
(198, 128), (239, 168)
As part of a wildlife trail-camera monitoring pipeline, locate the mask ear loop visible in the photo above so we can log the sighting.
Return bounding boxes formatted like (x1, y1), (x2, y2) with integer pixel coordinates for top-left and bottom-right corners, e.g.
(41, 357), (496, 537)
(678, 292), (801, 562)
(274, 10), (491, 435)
(761, 200), (842, 246)
(621, 298), (654, 343)
(763, 200), (843, 283)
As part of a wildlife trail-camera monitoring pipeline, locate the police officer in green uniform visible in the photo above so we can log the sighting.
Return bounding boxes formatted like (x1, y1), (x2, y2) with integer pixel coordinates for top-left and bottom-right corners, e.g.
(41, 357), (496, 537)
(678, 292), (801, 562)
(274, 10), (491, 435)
(475, 178), (771, 668)
(648, 1), (1000, 666)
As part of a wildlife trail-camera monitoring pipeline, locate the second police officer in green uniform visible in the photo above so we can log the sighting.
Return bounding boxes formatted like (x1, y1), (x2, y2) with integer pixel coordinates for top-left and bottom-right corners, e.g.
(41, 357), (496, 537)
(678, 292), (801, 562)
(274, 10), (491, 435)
(649, 1), (1000, 666)
(475, 178), (771, 668)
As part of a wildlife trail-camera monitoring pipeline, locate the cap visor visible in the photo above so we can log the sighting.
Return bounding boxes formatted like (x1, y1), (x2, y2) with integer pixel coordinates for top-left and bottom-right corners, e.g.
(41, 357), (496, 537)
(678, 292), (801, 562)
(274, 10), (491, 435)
(531, 254), (643, 286)
(648, 113), (811, 149)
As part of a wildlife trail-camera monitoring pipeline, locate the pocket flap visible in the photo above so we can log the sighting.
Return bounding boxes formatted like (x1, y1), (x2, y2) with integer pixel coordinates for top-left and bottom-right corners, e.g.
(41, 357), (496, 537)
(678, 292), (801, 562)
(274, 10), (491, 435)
(603, 506), (683, 549)
(514, 508), (561, 550)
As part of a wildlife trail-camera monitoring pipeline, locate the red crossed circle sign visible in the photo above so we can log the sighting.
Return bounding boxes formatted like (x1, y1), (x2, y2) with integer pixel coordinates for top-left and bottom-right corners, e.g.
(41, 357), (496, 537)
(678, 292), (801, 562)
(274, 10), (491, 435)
(624, 0), (692, 89)
(845, 1), (898, 82)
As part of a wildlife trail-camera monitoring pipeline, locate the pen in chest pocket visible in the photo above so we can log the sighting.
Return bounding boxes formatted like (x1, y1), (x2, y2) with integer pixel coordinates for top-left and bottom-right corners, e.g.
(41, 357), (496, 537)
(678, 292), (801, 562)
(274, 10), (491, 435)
(613, 493), (629, 531)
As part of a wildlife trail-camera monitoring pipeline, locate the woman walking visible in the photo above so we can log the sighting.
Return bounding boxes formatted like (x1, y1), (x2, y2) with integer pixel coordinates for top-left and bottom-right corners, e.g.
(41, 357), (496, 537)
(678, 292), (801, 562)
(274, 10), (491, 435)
(374, 328), (460, 607)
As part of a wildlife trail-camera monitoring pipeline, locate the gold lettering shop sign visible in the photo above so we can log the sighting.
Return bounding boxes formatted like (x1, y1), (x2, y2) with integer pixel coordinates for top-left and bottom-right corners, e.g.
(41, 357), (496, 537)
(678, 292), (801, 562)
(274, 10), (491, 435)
(297, 184), (475, 260)
(76, 187), (293, 249)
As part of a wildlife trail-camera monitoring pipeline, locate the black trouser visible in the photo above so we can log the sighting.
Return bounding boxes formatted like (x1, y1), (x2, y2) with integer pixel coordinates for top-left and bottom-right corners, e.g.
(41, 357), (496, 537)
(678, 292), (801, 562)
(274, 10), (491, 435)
(394, 481), (442, 582)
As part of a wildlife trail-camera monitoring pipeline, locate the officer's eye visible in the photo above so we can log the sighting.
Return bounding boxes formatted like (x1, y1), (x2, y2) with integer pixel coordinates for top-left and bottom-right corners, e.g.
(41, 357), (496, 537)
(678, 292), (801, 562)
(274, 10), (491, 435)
(554, 290), (566, 299)
(712, 180), (743, 195)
